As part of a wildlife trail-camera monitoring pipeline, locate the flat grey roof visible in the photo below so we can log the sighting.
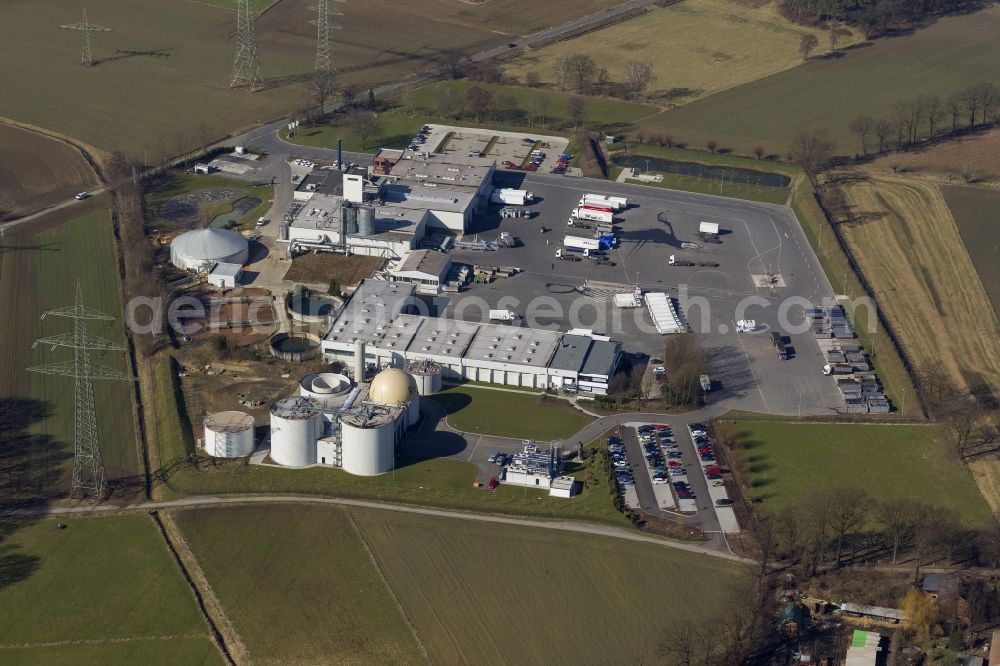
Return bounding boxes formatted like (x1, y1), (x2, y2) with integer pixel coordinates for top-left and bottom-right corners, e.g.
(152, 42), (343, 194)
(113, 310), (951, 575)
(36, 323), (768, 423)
(325, 280), (415, 345)
(548, 334), (592, 372)
(581, 339), (622, 376)
(382, 183), (474, 213)
(388, 154), (494, 189)
(290, 194), (425, 236)
(463, 323), (560, 368)
(394, 249), (451, 279)
(209, 262), (242, 277)
(406, 316), (480, 358)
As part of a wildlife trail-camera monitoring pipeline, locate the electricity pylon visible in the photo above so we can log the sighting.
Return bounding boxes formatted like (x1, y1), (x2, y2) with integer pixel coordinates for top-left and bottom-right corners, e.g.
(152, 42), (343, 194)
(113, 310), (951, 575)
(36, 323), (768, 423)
(231, 0), (263, 90)
(59, 8), (112, 67)
(311, 0), (344, 75)
(29, 281), (136, 499)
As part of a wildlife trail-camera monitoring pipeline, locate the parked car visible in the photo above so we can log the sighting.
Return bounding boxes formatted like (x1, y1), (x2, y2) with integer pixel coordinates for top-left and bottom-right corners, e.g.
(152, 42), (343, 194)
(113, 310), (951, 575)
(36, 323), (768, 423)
(711, 480), (725, 487)
(614, 459), (628, 468)
(495, 454), (507, 466)
(667, 460), (682, 468)
(715, 498), (734, 507)
(487, 452), (499, 464)
(669, 468), (686, 477)
(74, 191), (90, 200)
(653, 476), (669, 484)
(523, 163), (539, 171)
(487, 476), (499, 489)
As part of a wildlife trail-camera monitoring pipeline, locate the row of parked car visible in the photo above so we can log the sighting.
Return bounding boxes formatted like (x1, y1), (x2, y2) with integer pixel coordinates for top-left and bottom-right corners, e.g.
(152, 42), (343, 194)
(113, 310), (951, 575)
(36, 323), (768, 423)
(487, 451), (510, 466)
(406, 126), (432, 152)
(687, 423), (733, 507)
(609, 436), (634, 489)
(637, 424), (698, 501)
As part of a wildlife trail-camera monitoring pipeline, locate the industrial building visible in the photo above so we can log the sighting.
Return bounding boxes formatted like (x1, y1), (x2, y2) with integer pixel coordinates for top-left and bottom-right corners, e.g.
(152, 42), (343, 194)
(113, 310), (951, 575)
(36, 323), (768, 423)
(261, 365), (423, 476)
(170, 228), (249, 272)
(502, 441), (576, 497)
(281, 152), (497, 260)
(388, 249), (452, 294)
(320, 280), (623, 394)
(206, 262), (243, 290)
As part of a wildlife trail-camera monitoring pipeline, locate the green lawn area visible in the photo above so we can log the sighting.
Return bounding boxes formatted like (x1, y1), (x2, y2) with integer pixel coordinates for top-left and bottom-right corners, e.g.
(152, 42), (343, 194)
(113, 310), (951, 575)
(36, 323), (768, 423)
(623, 173), (789, 205)
(0, 515), (216, 662)
(10, 206), (139, 484)
(730, 418), (991, 525)
(431, 385), (594, 441)
(353, 506), (748, 663)
(636, 6), (1000, 156)
(173, 505), (425, 666)
(146, 171), (274, 229)
(285, 80), (658, 152)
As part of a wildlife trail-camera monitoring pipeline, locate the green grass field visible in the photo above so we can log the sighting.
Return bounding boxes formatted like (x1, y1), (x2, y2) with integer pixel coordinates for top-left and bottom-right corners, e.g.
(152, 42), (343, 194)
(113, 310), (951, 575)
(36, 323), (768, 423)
(636, 5), (1000, 156)
(623, 173), (789, 204)
(505, 0), (855, 105)
(0, 516), (217, 662)
(285, 80), (658, 152)
(354, 507), (747, 663)
(173, 505), (425, 666)
(431, 385), (594, 441)
(0, 204), (139, 488)
(729, 418), (991, 525)
(942, 185), (1000, 316)
(146, 171), (274, 229)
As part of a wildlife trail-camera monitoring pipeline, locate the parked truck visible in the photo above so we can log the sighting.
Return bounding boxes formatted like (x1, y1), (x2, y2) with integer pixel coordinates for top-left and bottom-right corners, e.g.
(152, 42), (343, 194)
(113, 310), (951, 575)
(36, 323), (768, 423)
(489, 309), (521, 322)
(668, 254), (719, 267)
(771, 332), (788, 360)
(490, 188), (534, 206)
(572, 207), (614, 224)
(582, 194), (627, 210)
(564, 235), (602, 251)
(555, 247), (586, 261)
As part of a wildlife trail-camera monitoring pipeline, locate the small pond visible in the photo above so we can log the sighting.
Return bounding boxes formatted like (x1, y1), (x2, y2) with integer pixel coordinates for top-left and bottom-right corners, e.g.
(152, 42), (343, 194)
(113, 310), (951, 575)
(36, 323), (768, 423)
(613, 156), (791, 188)
(209, 196), (262, 229)
(273, 336), (318, 354)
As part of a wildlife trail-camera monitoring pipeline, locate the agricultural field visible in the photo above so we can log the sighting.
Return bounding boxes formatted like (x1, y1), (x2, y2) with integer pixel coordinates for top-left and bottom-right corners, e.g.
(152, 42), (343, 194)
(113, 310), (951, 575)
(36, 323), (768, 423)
(354, 507), (747, 663)
(726, 418), (992, 525)
(0, 203), (139, 492)
(0, 515), (220, 664)
(431, 385), (594, 441)
(173, 505), (425, 666)
(942, 186), (1000, 314)
(870, 128), (1000, 185)
(505, 0), (853, 105)
(0, 125), (98, 221)
(1, 0), (619, 160)
(636, 6), (1000, 156)
(284, 80), (658, 152)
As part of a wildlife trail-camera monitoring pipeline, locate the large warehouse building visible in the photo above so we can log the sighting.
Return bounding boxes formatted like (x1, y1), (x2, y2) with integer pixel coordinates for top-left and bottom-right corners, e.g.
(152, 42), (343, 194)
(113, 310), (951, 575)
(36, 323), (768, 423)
(282, 152), (497, 259)
(321, 280), (623, 394)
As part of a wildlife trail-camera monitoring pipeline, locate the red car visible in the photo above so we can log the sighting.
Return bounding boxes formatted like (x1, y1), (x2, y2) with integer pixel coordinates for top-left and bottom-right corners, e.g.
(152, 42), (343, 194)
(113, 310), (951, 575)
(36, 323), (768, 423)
(667, 460), (682, 468)
(523, 163), (539, 171)
(502, 160), (518, 169)
(487, 476), (499, 489)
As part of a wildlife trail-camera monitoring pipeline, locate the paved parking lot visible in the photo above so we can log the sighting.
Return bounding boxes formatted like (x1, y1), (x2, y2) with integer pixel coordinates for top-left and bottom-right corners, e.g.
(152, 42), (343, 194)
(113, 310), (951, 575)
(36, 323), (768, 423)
(444, 171), (843, 416)
(422, 124), (569, 171)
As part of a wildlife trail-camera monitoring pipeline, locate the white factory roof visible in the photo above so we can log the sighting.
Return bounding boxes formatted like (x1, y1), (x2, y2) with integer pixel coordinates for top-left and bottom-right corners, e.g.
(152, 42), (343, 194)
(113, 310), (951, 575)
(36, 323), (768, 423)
(382, 183), (475, 214)
(171, 228), (248, 261)
(290, 193), (341, 230)
(389, 153), (495, 189)
(208, 262), (242, 278)
(325, 280), (416, 345)
(463, 322), (560, 368)
(408, 316), (480, 358)
(392, 249), (451, 281)
(290, 193), (426, 237)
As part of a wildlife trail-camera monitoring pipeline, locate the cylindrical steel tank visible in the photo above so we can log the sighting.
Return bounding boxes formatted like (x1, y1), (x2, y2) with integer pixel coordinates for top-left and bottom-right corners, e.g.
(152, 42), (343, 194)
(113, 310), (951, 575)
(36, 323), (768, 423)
(343, 203), (358, 235)
(278, 222), (289, 241)
(357, 205), (374, 236)
(299, 372), (352, 400)
(353, 339), (365, 382)
(340, 404), (396, 476)
(203, 411), (255, 457)
(405, 398), (419, 427)
(269, 397), (322, 466)
(407, 359), (443, 396)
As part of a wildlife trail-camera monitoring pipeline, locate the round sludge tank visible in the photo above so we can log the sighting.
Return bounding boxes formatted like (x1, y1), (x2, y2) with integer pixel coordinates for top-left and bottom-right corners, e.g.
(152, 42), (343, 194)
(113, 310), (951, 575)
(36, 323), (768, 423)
(368, 367), (419, 405)
(407, 359), (442, 396)
(298, 372), (352, 400)
(170, 228), (249, 271)
(340, 404), (396, 476)
(269, 397), (322, 467)
(203, 411), (255, 457)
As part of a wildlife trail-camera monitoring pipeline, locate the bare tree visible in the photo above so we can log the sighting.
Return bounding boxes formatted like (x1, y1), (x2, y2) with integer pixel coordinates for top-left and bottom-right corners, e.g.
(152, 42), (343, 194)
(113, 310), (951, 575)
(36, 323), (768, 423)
(346, 110), (381, 150)
(466, 85), (493, 122)
(706, 140), (718, 154)
(437, 86), (458, 119)
(799, 33), (819, 61)
(443, 49), (465, 79)
(791, 127), (836, 173)
(525, 71), (541, 88)
(567, 96), (585, 129)
(629, 363), (646, 400)
(828, 20), (847, 54)
(311, 69), (339, 111)
(877, 498), (918, 565)
(849, 115), (874, 155)
(872, 118), (894, 153)
(658, 619), (698, 665)
(977, 82), (1000, 125)
(625, 61), (655, 100)
(923, 95), (942, 138)
(827, 488), (870, 564)
(977, 520), (1000, 568)
(553, 55), (570, 90)
(340, 84), (358, 108)
(753, 145), (765, 160)
(946, 93), (964, 132)
(960, 85), (981, 127)
(562, 53), (597, 94)
(528, 93), (550, 128)
(944, 399), (986, 459)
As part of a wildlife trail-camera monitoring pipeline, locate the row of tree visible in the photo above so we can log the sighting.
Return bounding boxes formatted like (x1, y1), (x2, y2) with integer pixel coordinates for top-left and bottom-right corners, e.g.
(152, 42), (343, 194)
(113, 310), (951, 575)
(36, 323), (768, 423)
(848, 82), (1000, 156)
(551, 54), (656, 100)
(779, 0), (980, 38)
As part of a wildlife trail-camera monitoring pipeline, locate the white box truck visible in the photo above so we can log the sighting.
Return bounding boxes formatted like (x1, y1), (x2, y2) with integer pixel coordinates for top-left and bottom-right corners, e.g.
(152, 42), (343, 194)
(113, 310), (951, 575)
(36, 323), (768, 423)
(572, 207), (613, 224)
(489, 309), (520, 322)
(582, 194), (627, 210)
(564, 235), (601, 251)
(490, 188), (534, 206)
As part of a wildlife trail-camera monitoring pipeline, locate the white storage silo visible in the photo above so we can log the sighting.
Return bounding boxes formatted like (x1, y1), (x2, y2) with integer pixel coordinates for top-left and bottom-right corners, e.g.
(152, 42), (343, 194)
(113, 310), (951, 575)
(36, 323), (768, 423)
(407, 359), (443, 396)
(298, 372), (352, 400)
(269, 397), (322, 467)
(203, 411), (255, 458)
(340, 404), (397, 476)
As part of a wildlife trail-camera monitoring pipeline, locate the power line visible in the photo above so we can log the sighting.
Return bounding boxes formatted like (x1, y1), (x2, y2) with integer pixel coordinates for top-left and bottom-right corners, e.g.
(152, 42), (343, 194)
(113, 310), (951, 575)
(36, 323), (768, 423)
(231, 0), (262, 90)
(59, 7), (112, 67)
(28, 281), (136, 499)
(311, 0), (344, 75)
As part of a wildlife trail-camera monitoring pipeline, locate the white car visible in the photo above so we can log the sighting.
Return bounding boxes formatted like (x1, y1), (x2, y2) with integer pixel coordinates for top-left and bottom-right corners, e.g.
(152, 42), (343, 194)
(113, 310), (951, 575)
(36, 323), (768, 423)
(74, 191), (90, 200)
(613, 459), (628, 468)
(652, 476), (669, 484)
